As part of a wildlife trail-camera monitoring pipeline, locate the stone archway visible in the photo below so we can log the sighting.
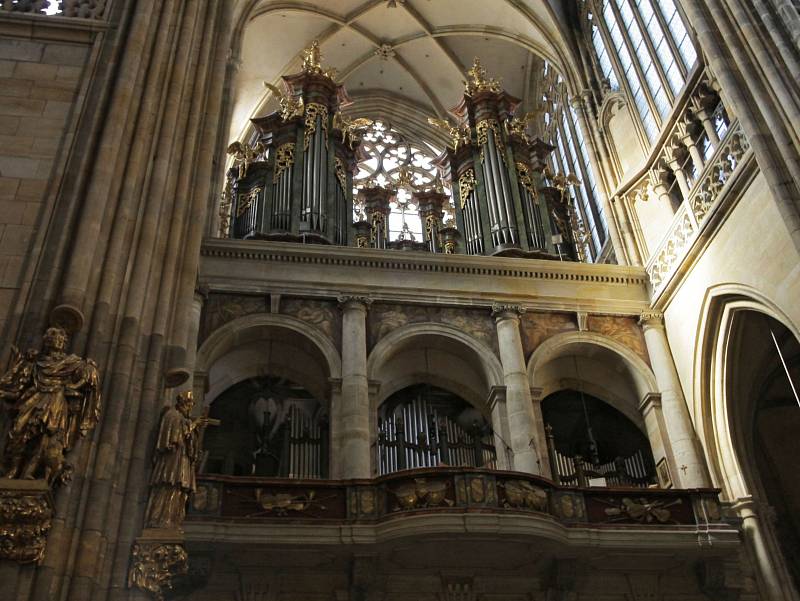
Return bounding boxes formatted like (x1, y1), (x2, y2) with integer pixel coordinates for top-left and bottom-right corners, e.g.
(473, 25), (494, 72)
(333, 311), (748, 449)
(696, 288), (800, 601)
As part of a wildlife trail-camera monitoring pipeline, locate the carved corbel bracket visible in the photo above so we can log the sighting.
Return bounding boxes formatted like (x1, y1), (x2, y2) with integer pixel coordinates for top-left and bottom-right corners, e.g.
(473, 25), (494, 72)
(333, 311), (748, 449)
(0, 480), (53, 564)
(128, 531), (188, 601)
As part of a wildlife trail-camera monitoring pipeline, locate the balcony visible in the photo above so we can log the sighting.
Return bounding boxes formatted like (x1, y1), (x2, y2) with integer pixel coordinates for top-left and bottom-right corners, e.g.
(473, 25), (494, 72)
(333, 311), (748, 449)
(186, 467), (734, 550)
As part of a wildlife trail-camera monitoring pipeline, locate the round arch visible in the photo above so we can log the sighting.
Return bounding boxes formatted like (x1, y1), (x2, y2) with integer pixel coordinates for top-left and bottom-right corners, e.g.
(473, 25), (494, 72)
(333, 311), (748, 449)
(367, 321), (504, 412)
(195, 312), (343, 407)
(527, 330), (658, 429)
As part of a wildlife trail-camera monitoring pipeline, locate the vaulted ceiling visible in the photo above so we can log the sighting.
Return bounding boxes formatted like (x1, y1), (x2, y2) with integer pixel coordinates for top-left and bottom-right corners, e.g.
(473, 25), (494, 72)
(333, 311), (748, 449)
(227, 0), (580, 144)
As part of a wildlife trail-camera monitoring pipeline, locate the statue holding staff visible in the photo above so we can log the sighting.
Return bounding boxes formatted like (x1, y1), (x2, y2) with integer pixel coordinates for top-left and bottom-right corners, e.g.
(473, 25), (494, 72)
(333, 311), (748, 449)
(0, 326), (101, 485)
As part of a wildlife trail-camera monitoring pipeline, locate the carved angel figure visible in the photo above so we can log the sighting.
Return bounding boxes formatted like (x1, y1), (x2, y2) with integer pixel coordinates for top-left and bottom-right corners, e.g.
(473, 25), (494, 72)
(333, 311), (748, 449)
(226, 141), (264, 179)
(333, 113), (373, 148)
(263, 82), (304, 121)
(427, 117), (470, 151)
(145, 391), (208, 530)
(505, 109), (542, 141)
(0, 326), (101, 485)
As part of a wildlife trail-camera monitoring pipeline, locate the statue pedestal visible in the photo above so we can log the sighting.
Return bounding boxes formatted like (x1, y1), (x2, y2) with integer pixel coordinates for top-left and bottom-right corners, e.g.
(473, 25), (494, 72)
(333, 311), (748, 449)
(128, 528), (188, 601)
(0, 479), (54, 564)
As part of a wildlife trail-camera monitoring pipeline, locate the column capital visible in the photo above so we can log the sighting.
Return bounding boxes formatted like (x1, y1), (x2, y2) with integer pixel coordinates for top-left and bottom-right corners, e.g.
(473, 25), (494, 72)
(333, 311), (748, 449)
(491, 303), (526, 321)
(530, 386), (545, 402)
(486, 385), (507, 410)
(638, 392), (662, 413)
(337, 295), (373, 311)
(639, 311), (665, 329)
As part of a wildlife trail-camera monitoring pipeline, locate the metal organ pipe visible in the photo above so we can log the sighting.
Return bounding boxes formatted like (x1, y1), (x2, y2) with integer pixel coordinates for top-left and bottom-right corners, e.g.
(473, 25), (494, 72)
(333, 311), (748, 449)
(492, 135), (517, 244)
(486, 133), (507, 234)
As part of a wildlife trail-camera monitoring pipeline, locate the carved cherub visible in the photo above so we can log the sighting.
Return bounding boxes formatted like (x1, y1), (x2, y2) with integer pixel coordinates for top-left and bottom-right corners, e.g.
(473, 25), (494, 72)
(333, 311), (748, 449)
(263, 82), (304, 121)
(505, 109), (542, 141)
(333, 112), (374, 148)
(226, 141), (264, 179)
(427, 117), (470, 151)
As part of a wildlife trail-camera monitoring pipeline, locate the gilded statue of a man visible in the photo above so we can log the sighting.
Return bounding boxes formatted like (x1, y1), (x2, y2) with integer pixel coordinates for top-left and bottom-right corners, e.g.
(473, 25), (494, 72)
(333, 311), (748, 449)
(145, 391), (208, 530)
(0, 326), (101, 485)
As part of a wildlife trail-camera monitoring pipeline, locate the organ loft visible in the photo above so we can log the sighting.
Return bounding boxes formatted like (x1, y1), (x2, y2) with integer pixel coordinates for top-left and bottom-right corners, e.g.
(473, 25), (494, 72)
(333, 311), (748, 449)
(0, 2), (798, 601)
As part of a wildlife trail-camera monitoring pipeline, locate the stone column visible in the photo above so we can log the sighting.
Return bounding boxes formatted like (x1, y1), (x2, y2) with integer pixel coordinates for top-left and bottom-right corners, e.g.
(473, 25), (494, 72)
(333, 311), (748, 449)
(338, 295), (372, 479)
(639, 311), (708, 488)
(732, 498), (799, 601)
(638, 392), (678, 485)
(663, 145), (692, 201)
(492, 303), (540, 474)
(648, 167), (681, 215)
(690, 97), (721, 146)
(530, 387), (552, 479)
(676, 120), (706, 173)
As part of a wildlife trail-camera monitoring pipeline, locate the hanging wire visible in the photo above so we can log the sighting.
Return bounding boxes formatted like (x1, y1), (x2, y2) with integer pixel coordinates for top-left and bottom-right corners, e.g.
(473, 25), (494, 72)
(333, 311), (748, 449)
(764, 317), (800, 409)
(572, 354), (600, 465)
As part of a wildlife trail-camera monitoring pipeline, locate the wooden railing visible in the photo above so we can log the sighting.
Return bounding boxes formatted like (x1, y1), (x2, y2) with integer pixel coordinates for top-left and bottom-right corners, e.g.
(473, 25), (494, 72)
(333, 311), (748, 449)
(187, 467), (724, 528)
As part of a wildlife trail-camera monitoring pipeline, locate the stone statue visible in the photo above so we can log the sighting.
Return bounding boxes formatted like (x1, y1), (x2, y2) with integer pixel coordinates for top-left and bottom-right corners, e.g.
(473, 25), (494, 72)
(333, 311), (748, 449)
(0, 326), (101, 485)
(145, 391), (208, 530)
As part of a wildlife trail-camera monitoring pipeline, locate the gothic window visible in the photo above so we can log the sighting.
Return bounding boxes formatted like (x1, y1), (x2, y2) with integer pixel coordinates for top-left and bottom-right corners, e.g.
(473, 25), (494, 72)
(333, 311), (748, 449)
(353, 121), (453, 241)
(543, 69), (609, 262)
(591, 0), (698, 143)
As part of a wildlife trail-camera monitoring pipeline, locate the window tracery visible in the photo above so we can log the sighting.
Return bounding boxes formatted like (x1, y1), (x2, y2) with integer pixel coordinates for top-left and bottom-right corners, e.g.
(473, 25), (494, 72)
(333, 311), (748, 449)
(587, 0), (698, 143)
(352, 121), (454, 241)
(540, 65), (609, 262)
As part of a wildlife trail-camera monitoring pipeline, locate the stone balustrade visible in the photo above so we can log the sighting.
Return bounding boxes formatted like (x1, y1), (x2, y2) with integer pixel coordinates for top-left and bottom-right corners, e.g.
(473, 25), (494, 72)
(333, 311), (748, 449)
(188, 467), (725, 530)
(0, 0), (106, 18)
(644, 120), (751, 294)
(608, 67), (753, 296)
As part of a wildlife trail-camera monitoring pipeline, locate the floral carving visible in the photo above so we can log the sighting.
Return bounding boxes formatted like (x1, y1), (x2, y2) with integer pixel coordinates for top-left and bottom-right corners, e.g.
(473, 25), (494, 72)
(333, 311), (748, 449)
(128, 542), (188, 601)
(0, 488), (53, 564)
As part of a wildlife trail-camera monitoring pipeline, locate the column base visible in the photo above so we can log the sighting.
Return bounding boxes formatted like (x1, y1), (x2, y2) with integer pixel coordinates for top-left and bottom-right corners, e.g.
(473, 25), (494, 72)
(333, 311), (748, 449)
(0, 479), (54, 564)
(128, 529), (188, 601)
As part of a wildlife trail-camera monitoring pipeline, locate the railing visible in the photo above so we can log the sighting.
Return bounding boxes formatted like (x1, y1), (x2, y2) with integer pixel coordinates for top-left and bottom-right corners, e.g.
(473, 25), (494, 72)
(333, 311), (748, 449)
(550, 449), (654, 488)
(187, 467), (725, 529)
(0, 0), (106, 18)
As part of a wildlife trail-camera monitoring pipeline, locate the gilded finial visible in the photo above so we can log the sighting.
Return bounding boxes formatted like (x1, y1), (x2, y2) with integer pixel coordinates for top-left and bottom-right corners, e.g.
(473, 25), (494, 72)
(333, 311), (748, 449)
(465, 57), (502, 95)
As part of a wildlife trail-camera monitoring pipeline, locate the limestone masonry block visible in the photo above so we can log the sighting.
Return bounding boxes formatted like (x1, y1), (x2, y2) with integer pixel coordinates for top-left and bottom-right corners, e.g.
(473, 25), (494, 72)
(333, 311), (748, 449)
(13, 61), (58, 80)
(0, 39), (44, 63)
(0, 155), (40, 178)
(41, 43), (88, 67)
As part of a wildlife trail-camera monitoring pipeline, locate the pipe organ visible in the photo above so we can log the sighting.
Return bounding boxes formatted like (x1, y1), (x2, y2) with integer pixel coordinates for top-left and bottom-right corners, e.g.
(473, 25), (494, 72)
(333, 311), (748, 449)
(222, 47), (582, 261)
(435, 58), (578, 259)
(377, 390), (497, 476)
(224, 41), (361, 245)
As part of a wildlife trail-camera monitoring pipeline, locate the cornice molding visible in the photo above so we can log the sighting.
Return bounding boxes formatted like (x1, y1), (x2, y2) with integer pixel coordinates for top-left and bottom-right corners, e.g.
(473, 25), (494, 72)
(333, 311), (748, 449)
(201, 239), (649, 286)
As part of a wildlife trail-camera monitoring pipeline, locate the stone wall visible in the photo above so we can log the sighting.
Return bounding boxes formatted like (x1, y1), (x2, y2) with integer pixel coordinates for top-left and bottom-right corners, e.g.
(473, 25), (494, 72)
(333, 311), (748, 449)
(0, 23), (91, 343)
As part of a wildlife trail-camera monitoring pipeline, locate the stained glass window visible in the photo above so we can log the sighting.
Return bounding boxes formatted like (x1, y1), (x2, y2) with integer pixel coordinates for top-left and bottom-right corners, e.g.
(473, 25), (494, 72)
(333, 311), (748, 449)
(352, 121), (452, 241)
